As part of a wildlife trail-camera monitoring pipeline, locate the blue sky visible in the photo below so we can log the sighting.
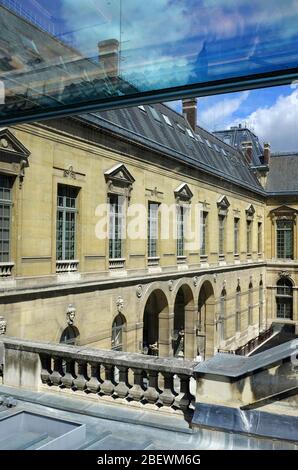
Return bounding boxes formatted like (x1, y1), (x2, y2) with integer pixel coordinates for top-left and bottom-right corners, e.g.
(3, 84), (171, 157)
(168, 84), (298, 153)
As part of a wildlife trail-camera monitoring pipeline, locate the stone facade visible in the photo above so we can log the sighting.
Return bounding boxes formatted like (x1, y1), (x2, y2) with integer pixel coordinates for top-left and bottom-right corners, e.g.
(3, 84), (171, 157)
(0, 111), (296, 360)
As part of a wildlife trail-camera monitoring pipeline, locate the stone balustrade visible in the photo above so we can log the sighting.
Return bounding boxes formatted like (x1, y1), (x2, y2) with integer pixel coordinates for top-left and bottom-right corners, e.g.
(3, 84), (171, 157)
(109, 258), (126, 269)
(0, 337), (196, 419)
(148, 257), (160, 266)
(56, 260), (79, 273)
(0, 262), (14, 277)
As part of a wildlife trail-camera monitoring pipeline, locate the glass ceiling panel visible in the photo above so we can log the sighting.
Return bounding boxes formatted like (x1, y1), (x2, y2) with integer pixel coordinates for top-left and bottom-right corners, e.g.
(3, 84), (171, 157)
(1, 0), (298, 125)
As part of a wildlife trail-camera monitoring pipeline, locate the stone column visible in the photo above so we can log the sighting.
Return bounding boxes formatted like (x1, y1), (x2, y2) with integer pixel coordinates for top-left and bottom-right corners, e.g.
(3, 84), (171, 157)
(184, 305), (197, 359)
(205, 299), (216, 359)
(158, 310), (174, 357)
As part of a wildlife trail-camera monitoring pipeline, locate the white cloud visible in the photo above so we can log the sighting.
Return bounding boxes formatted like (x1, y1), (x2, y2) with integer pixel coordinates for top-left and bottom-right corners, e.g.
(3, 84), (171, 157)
(199, 91), (250, 129)
(230, 90), (298, 152)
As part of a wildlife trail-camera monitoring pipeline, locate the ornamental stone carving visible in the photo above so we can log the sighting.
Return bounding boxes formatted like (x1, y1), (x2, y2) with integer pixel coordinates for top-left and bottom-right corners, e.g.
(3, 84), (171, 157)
(136, 285), (143, 298)
(66, 304), (76, 325)
(168, 280), (174, 291)
(279, 270), (290, 279)
(116, 296), (124, 313)
(193, 276), (199, 287)
(0, 316), (7, 335)
(64, 165), (76, 179)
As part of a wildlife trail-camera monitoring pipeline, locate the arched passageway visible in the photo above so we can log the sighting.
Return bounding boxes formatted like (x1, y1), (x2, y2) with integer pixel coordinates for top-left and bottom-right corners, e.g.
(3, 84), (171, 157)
(198, 281), (215, 359)
(143, 289), (169, 356)
(173, 285), (196, 359)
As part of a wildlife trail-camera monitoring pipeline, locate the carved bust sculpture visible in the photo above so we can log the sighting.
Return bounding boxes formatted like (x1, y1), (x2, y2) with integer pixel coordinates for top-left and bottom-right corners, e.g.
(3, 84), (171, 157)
(116, 296), (124, 314)
(66, 304), (76, 326)
(0, 316), (7, 335)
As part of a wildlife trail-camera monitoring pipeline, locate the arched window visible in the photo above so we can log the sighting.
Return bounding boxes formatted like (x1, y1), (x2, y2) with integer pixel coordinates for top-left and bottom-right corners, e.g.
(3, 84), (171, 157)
(112, 314), (126, 351)
(219, 288), (226, 342)
(276, 278), (293, 320)
(259, 279), (264, 328)
(248, 282), (253, 325)
(236, 285), (241, 333)
(60, 325), (80, 345)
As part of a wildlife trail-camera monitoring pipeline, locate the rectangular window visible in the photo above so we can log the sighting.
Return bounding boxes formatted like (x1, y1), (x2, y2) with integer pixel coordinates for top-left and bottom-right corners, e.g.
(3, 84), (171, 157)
(177, 206), (184, 257)
(200, 211), (208, 256)
(0, 175), (13, 262)
(56, 185), (78, 260)
(109, 194), (124, 259)
(246, 220), (252, 254)
(276, 220), (293, 259)
(148, 202), (159, 258)
(258, 222), (262, 254)
(236, 289), (241, 332)
(234, 218), (240, 255)
(218, 215), (225, 255)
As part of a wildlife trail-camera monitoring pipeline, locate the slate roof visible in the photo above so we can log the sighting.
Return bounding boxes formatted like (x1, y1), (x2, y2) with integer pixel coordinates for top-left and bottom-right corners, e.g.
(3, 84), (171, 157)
(81, 103), (263, 194)
(214, 125), (264, 166)
(266, 153), (298, 193)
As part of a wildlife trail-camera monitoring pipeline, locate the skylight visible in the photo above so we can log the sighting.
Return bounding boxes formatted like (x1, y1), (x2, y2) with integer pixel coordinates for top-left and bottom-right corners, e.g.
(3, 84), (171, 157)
(214, 144), (220, 152)
(222, 148), (227, 156)
(138, 105), (146, 112)
(162, 114), (172, 126)
(149, 106), (161, 121)
(196, 134), (204, 143)
(176, 123), (185, 133)
(205, 139), (212, 148)
(186, 128), (195, 139)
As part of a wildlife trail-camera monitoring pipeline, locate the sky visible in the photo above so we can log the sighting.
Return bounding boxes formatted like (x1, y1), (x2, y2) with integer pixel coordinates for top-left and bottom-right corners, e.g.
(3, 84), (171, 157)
(167, 84), (298, 153)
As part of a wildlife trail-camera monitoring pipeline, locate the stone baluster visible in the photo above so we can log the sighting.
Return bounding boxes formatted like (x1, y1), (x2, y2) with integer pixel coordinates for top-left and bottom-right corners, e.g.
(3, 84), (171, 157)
(86, 361), (101, 393)
(100, 364), (115, 396)
(40, 354), (52, 385)
(50, 355), (63, 387)
(143, 370), (161, 404)
(114, 365), (130, 399)
(174, 374), (195, 412)
(61, 358), (75, 389)
(159, 371), (176, 407)
(128, 368), (145, 402)
(73, 360), (88, 391)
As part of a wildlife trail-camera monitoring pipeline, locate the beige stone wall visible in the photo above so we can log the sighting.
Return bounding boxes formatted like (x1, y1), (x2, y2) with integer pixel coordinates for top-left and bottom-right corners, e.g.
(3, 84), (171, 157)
(265, 201), (298, 331)
(0, 121), (276, 359)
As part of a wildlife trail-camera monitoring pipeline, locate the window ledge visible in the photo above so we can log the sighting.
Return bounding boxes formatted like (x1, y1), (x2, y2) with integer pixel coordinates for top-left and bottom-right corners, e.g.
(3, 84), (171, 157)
(177, 256), (187, 264)
(0, 262), (14, 277)
(109, 258), (126, 269)
(56, 260), (79, 273)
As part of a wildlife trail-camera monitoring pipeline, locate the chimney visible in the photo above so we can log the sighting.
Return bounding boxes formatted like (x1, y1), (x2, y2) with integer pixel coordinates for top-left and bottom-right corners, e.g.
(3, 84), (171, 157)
(98, 39), (120, 78)
(242, 141), (253, 164)
(263, 142), (270, 165)
(182, 98), (197, 131)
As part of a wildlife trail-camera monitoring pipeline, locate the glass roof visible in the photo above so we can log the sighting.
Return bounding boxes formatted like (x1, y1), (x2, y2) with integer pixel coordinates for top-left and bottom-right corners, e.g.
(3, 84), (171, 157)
(1, 0), (298, 125)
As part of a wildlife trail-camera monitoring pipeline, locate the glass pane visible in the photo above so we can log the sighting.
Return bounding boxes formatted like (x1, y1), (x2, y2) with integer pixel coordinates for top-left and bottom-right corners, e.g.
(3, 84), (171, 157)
(1, 1), (298, 125)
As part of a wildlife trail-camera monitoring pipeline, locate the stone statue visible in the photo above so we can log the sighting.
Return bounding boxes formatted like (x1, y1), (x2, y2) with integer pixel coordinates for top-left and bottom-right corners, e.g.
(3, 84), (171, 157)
(0, 317), (7, 335)
(66, 304), (76, 325)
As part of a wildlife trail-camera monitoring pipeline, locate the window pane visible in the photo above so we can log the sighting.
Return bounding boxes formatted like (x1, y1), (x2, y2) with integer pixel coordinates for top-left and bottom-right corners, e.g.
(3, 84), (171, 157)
(0, 175), (12, 262)
(56, 185), (77, 260)
(148, 202), (158, 258)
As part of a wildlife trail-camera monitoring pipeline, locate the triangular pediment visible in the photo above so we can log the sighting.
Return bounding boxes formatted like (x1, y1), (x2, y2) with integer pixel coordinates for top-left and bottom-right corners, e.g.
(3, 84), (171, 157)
(217, 195), (230, 210)
(270, 205), (298, 215)
(0, 128), (30, 160)
(246, 204), (255, 216)
(174, 183), (193, 201)
(105, 163), (135, 185)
